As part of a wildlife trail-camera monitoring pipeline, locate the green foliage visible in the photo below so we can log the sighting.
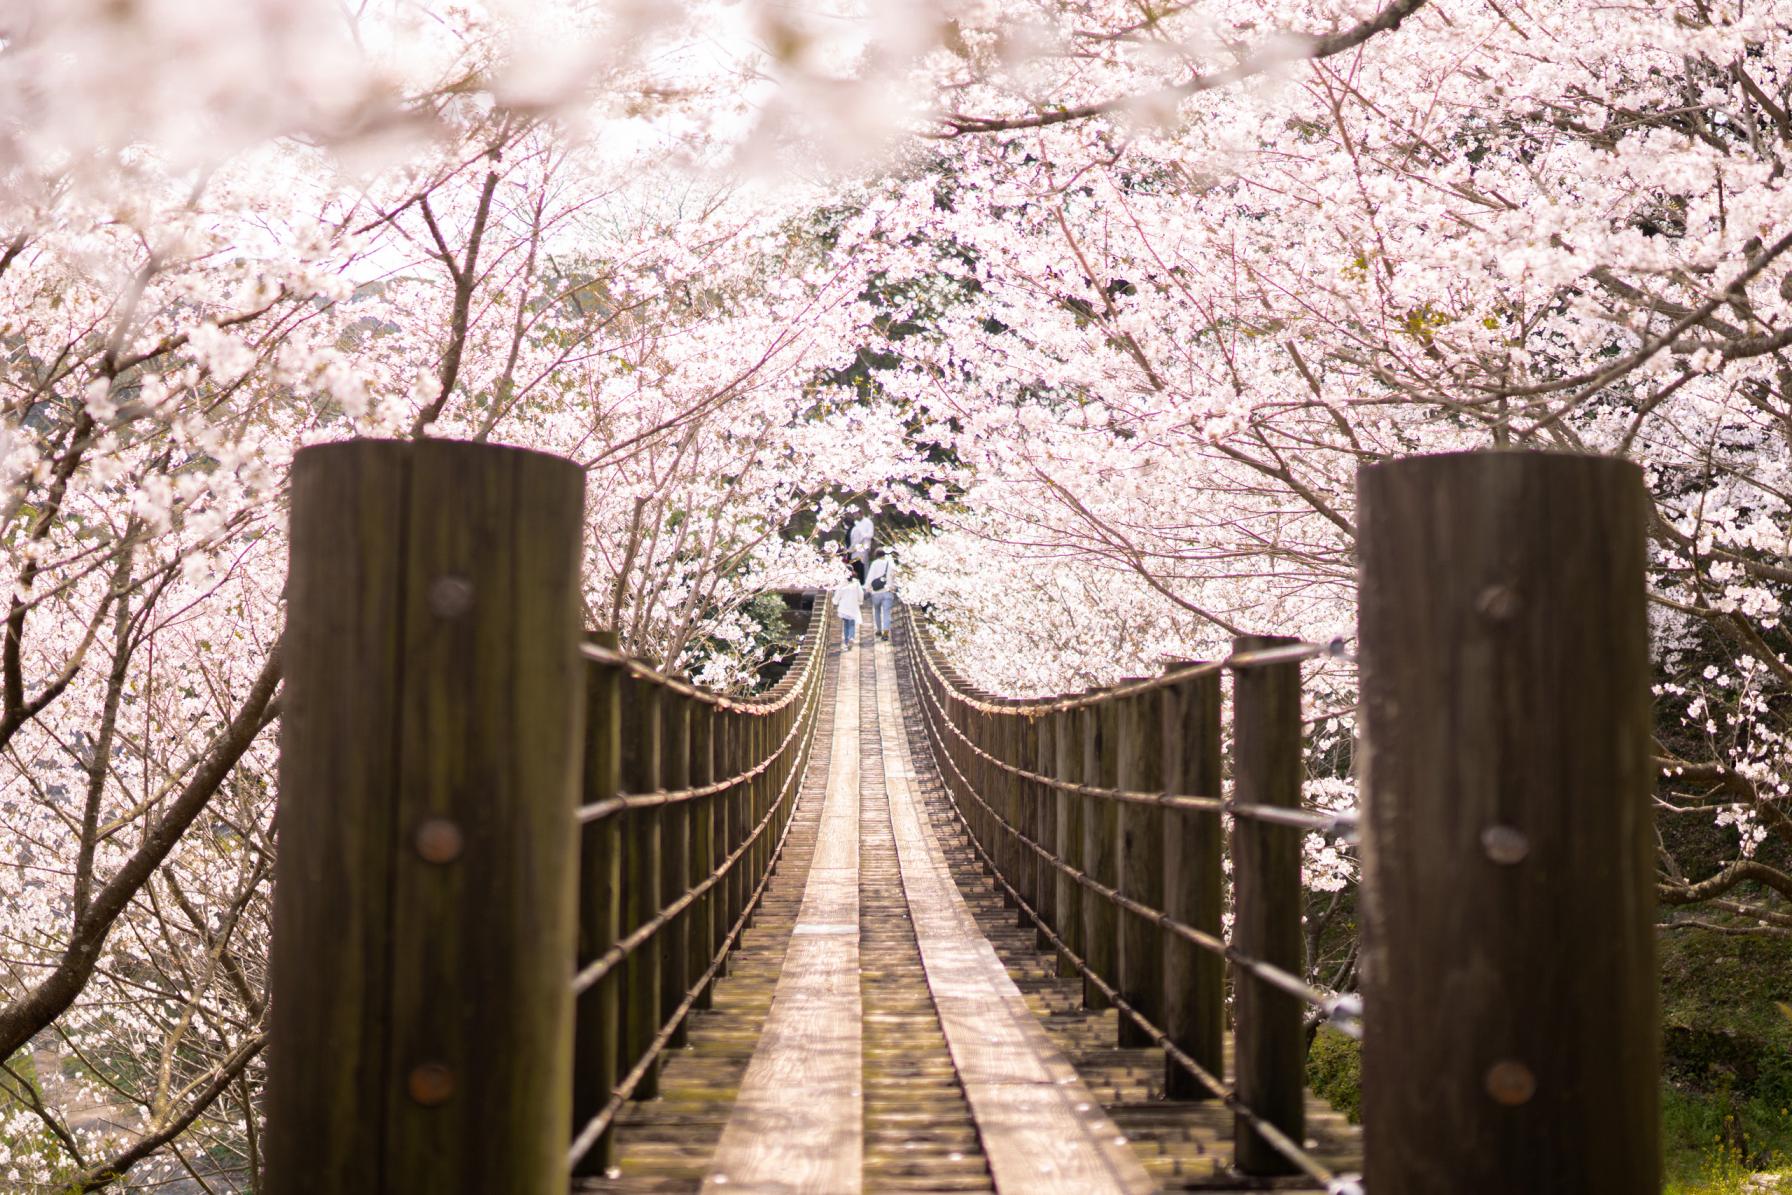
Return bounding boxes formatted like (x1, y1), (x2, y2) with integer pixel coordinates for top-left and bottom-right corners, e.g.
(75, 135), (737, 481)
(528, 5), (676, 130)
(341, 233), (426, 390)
(1661, 926), (1792, 1188)
(1306, 1027), (1362, 1123)
(1663, 1084), (1792, 1193)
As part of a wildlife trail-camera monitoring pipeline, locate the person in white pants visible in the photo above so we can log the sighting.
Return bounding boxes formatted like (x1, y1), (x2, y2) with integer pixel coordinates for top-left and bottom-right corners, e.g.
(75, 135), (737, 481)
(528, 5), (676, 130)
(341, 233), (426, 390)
(865, 550), (896, 641)
(831, 570), (864, 650)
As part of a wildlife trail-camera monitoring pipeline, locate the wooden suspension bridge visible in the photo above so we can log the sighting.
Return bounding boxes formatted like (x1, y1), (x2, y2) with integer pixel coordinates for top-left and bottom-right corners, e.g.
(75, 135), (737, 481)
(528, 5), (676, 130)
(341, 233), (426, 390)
(263, 440), (1659, 1194)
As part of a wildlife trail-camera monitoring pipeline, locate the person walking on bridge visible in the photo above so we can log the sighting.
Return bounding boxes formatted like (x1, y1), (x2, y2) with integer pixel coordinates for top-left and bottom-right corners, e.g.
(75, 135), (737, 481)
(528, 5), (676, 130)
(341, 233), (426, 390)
(865, 549), (896, 641)
(847, 508), (874, 578)
(831, 568), (864, 651)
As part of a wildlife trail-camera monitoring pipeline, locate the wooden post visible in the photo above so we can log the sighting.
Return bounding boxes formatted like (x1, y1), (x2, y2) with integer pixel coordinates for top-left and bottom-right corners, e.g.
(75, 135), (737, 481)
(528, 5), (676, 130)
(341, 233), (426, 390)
(1082, 700), (1119, 1010)
(1115, 688), (1164, 1048)
(619, 676), (663, 1101)
(662, 691), (692, 1049)
(270, 440), (584, 1194)
(1231, 634), (1306, 1174)
(1034, 709), (1058, 951)
(691, 702), (717, 1009)
(723, 712), (745, 948)
(1053, 705), (1084, 979)
(573, 631), (624, 1176)
(1162, 670), (1223, 1099)
(1357, 452), (1656, 1193)
(1015, 708), (1038, 928)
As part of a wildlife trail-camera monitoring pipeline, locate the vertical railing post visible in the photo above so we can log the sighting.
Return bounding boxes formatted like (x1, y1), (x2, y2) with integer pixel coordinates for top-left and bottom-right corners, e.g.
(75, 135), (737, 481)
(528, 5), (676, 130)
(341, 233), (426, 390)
(690, 700), (717, 1009)
(1033, 708), (1058, 950)
(1162, 669), (1224, 1099)
(1231, 634), (1306, 1174)
(1015, 708), (1039, 928)
(662, 691), (692, 1049)
(724, 711), (746, 942)
(1116, 688), (1165, 1048)
(270, 440), (585, 1194)
(619, 675), (663, 1102)
(1357, 452), (1656, 1193)
(1082, 700), (1119, 1010)
(998, 707), (1021, 910)
(573, 631), (624, 1176)
(1053, 703), (1084, 980)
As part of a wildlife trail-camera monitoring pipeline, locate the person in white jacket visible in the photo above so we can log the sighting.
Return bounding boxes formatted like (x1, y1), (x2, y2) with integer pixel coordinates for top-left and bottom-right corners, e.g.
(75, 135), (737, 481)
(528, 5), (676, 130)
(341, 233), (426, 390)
(847, 510), (874, 578)
(864, 550), (896, 641)
(831, 570), (864, 651)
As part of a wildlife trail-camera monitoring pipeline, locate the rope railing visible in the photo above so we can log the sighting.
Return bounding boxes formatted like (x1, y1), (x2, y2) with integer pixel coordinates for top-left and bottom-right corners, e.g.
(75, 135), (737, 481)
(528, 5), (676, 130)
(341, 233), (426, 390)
(911, 643), (1358, 839)
(900, 605), (1355, 1181)
(270, 443), (1661, 1195)
(571, 704), (820, 994)
(566, 656), (825, 1166)
(575, 690), (816, 823)
(907, 658), (1360, 1030)
(568, 597), (832, 1176)
(905, 674), (1349, 1191)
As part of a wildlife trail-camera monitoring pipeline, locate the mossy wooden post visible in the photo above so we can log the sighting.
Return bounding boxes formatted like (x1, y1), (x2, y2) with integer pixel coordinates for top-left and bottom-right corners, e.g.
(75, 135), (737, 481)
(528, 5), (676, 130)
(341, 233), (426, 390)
(1231, 634), (1305, 1174)
(573, 630), (624, 1176)
(1033, 709), (1058, 951)
(619, 674), (663, 1101)
(1082, 699), (1120, 1010)
(1357, 452), (1656, 1194)
(1162, 670), (1223, 1099)
(1053, 705), (1084, 979)
(691, 702), (717, 1009)
(662, 690), (692, 1049)
(270, 440), (584, 1195)
(1116, 688), (1165, 1048)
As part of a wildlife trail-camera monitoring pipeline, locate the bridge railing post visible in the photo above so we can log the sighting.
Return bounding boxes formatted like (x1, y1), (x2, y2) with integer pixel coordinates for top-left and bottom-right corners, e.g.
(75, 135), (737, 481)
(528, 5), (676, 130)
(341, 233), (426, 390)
(619, 675), (664, 1102)
(1032, 708), (1058, 951)
(1082, 700), (1119, 1011)
(269, 440), (586, 1195)
(1230, 634), (1307, 1175)
(1053, 702), (1085, 980)
(574, 631), (624, 1177)
(1161, 668), (1223, 1100)
(1357, 452), (1657, 1194)
(1116, 688), (1165, 1049)
(690, 702), (717, 1008)
(662, 691), (692, 1050)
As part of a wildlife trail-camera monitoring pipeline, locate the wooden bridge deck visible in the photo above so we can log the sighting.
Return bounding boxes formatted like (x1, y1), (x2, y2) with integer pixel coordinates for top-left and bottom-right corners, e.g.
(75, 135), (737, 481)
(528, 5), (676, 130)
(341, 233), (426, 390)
(574, 627), (1361, 1194)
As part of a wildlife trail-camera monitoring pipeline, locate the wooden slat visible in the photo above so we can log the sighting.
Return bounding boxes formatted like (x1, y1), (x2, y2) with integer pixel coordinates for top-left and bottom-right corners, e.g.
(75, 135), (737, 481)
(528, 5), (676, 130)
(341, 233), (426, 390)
(704, 641), (863, 1194)
(873, 639), (1155, 1195)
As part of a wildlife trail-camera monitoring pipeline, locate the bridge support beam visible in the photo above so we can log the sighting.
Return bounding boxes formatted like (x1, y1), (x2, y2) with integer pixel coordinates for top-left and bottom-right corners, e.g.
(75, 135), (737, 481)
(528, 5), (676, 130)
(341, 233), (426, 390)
(1357, 451), (1658, 1194)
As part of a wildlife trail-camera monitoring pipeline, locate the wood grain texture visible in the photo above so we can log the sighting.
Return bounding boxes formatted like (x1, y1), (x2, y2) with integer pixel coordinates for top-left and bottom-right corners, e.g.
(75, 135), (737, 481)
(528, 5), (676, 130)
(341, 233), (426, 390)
(1357, 452), (1657, 1194)
(619, 679), (664, 1102)
(574, 631), (624, 1176)
(704, 638), (863, 1195)
(1053, 707), (1084, 981)
(1033, 711), (1058, 952)
(1230, 634), (1306, 1175)
(1115, 690), (1165, 1050)
(875, 640), (1155, 1195)
(1161, 672), (1224, 1100)
(270, 439), (585, 1195)
(1081, 702), (1119, 1011)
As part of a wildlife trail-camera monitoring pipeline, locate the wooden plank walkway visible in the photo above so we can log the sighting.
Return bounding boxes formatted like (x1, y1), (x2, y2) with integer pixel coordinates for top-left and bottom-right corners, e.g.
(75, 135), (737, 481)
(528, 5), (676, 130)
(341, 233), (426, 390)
(576, 616), (1363, 1193)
